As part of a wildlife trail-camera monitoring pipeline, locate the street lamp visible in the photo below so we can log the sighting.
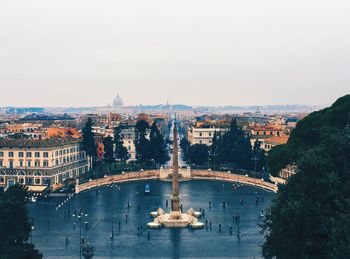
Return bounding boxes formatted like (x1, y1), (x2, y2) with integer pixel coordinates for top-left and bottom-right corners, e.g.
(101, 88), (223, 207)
(75, 208), (88, 259)
(251, 154), (259, 185)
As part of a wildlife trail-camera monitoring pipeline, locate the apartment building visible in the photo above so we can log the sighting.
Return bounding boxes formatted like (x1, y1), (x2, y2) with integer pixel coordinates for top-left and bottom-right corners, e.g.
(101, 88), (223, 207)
(0, 137), (88, 190)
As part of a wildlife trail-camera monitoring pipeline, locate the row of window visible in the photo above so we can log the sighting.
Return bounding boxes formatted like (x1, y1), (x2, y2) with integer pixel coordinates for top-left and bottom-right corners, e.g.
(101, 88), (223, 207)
(256, 131), (281, 136)
(0, 153), (85, 169)
(0, 146), (80, 159)
(0, 151), (49, 158)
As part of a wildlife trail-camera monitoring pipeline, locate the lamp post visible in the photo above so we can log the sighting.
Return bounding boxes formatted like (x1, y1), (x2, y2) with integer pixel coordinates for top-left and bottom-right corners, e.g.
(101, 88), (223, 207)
(251, 154), (259, 185)
(75, 208), (88, 259)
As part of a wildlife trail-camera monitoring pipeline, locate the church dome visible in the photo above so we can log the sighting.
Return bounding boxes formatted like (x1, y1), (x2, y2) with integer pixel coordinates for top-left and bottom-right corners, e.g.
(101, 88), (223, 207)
(113, 94), (124, 107)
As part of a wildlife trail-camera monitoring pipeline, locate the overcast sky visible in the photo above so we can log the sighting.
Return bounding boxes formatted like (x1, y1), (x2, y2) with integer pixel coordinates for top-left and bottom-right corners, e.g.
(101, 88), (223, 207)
(0, 0), (349, 107)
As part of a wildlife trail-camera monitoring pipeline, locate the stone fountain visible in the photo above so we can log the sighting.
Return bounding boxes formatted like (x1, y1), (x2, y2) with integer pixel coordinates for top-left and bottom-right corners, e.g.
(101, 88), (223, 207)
(148, 123), (204, 229)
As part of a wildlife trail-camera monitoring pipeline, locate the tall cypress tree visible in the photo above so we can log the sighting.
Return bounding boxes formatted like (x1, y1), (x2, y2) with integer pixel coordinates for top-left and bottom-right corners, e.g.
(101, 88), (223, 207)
(103, 136), (114, 173)
(135, 120), (151, 163)
(149, 122), (169, 165)
(114, 126), (129, 163)
(82, 118), (97, 171)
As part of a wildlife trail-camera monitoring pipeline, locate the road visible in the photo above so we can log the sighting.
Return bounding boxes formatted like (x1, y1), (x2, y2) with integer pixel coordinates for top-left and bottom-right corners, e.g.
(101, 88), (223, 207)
(165, 121), (187, 168)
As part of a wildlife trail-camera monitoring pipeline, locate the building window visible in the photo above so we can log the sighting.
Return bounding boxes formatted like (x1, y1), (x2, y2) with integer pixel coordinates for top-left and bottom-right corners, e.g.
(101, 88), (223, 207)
(0, 152), (3, 157)
(55, 151), (58, 156)
(19, 178), (24, 184)
(26, 152), (32, 158)
(199, 133), (202, 137)
(0, 177), (4, 183)
(35, 178), (40, 185)
(0, 160), (2, 167)
(19, 152), (24, 157)
(9, 152), (14, 158)
(209, 133), (212, 137)
(27, 160), (31, 167)
(35, 152), (40, 158)
(35, 161), (40, 167)
(9, 160), (13, 169)
(43, 160), (49, 167)
(19, 160), (24, 167)
(43, 152), (49, 158)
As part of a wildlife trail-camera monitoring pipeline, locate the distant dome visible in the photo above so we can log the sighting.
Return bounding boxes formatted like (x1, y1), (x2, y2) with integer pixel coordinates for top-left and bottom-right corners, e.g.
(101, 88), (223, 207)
(113, 94), (124, 107)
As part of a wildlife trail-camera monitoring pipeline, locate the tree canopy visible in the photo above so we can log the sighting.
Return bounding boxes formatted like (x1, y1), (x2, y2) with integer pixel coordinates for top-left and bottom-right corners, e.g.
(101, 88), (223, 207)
(0, 185), (42, 259)
(268, 94), (350, 176)
(81, 118), (97, 168)
(149, 122), (169, 165)
(114, 126), (128, 161)
(262, 94), (350, 259)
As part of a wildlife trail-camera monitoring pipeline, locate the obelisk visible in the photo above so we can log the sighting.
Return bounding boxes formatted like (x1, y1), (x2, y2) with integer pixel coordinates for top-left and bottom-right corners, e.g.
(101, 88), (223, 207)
(170, 123), (181, 218)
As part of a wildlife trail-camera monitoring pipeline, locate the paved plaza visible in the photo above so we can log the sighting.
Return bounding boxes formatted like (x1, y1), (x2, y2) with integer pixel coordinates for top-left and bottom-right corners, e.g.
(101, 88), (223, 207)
(28, 180), (274, 258)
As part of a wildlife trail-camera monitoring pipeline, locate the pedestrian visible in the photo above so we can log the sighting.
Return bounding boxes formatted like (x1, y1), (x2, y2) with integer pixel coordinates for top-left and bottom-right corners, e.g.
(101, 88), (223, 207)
(147, 231), (150, 240)
(209, 221), (212, 229)
(118, 221), (121, 230)
(219, 224), (222, 231)
(166, 200), (168, 207)
(65, 235), (69, 247)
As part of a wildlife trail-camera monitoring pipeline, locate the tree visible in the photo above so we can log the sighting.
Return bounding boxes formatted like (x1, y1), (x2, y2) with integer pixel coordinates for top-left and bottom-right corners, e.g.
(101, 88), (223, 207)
(135, 120), (151, 163)
(114, 126), (129, 163)
(149, 122), (169, 165)
(103, 136), (114, 173)
(82, 118), (97, 171)
(251, 139), (266, 174)
(0, 185), (42, 259)
(189, 144), (209, 165)
(180, 137), (190, 161)
(213, 119), (252, 169)
(268, 94), (350, 176)
(261, 109), (350, 258)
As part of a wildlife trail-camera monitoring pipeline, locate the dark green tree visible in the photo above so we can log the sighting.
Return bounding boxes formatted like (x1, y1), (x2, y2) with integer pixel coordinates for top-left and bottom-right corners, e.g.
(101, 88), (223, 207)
(149, 122), (169, 165)
(135, 120), (151, 163)
(261, 97), (350, 259)
(214, 119), (252, 169)
(0, 185), (42, 259)
(103, 136), (114, 173)
(251, 139), (266, 174)
(180, 137), (190, 161)
(114, 126), (129, 163)
(82, 118), (97, 171)
(268, 94), (350, 176)
(189, 144), (209, 165)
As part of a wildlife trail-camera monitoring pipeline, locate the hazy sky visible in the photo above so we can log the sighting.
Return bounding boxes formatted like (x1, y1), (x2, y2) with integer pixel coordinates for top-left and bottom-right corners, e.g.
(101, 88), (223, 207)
(0, 0), (349, 107)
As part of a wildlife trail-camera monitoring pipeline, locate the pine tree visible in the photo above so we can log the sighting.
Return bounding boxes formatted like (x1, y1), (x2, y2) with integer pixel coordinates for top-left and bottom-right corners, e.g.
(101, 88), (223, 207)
(81, 118), (97, 171)
(103, 136), (114, 173)
(0, 185), (43, 259)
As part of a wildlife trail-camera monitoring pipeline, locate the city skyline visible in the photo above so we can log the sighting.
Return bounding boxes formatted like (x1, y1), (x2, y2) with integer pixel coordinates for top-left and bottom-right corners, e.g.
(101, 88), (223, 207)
(0, 0), (349, 107)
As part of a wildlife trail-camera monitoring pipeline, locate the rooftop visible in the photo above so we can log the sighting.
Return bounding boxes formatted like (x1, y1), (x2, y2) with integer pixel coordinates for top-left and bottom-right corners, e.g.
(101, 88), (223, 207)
(0, 137), (80, 149)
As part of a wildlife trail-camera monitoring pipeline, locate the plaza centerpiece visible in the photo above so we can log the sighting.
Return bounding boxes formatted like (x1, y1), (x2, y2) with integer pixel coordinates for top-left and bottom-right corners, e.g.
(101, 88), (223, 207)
(148, 124), (204, 229)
